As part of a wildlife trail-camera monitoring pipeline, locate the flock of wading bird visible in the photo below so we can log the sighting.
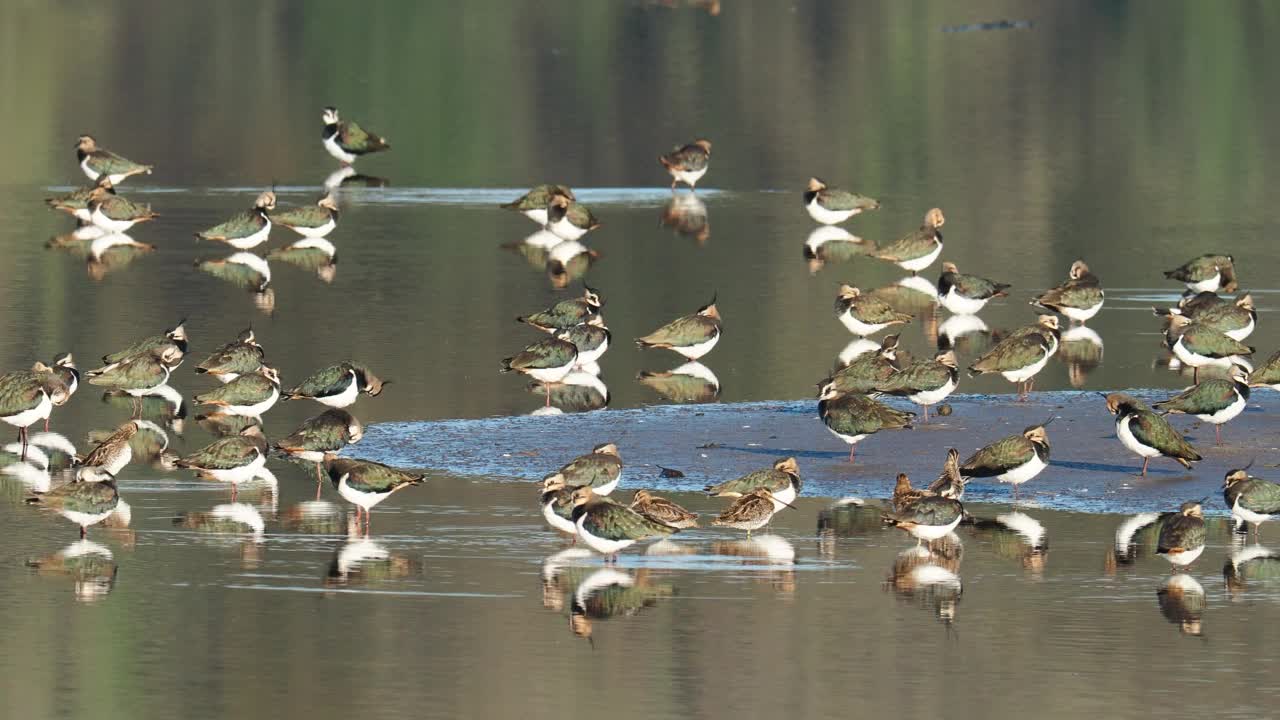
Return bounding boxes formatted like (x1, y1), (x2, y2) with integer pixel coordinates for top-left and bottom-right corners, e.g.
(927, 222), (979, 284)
(13, 122), (1280, 575)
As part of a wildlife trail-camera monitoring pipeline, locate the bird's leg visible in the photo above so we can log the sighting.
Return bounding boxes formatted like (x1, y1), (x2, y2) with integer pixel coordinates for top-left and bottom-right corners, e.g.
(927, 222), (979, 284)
(1013, 485), (1020, 503)
(44, 417), (50, 433)
(80, 525), (87, 539)
(847, 445), (856, 463)
(545, 384), (552, 408)
(1193, 367), (1199, 384)
(230, 484), (238, 502)
(365, 511), (371, 536)
(670, 180), (676, 192)
(19, 427), (27, 461)
(746, 529), (753, 539)
(1216, 425), (1223, 446)
(1141, 457), (1150, 477)
(131, 396), (142, 419)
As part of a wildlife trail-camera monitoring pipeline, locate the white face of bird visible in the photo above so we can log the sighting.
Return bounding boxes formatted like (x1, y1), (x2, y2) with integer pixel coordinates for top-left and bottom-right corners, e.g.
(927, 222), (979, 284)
(159, 345), (184, 365)
(1069, 260), (1090, 279)
(259, 366), (281, 384)
(254, 191), (277, 210)
(807, 177), (826, 192)
(593, 442), (619, 457)
(817, 382), (840, 401)
(1037, 315), (1060, 331)
(318, 194), (339, 211)
(169, 323), (188, 342)
(924, 208), (945, 228)
(1223, 468), (1250, 488)
(76, 135), (97, 152)
(941, 261), (959, 274)
(582, 286), (603, 308)
(1228, 364), (1250, 383)
(542, 473), (567, 492)
(774, 457), (799, 475)
(1236, 293), (1254, 311)
(837, 284), (860, 300)
(322, 107), (340, 124)
(570, 486), (594, 506)
(347, 420), (364, 443)
(694, 139), (712, 154)
(54, 353), (75, 369)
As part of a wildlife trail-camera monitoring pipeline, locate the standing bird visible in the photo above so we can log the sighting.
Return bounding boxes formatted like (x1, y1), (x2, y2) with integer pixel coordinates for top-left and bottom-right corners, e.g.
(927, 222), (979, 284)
(195, 191), (277, 250)
(571, 486), (678, 557)
(1032, 260), (1105, 325)
(927, 448), (966, 500)
(271, 194), (339, 239)
(636, 296), (722, 360)
(545, 194), (601, 242)
(705, 457), (802, 509)
(548, 442), (623, 496)
(46, 177), (115, 224)
(102, 319), (188, 364)
(193, 366), (281, 418)
(86, 184), (159, 233)
(712, 488), (795, 537)
(76, 421), (140, 482)
(0, 364), (71, 459)
(1164, 314), (1253, 383)
(1156, 499), (1207, 570)
(968, 315), (1061, 400)
(1222, 467), (1280, 539)
(501, 184), (576, 225)
(26, 479), (120, 539)
(658, 139), (712, 191)
(325, 458), (425, 534)
(87, 345), (184, 417)
(274, 409), (364, 483)
(872, 208), (945, 275)
(1180, 293), (1257, 342)
(630, 489), (699, 528)
(175, 426), (269, 500)
(1103, 393), (1201, 476)
(195, 329), (265, 383)
(321, 106), (390, 165)
(876, 349), (959, 423)
(501, 337), (578, 407)
(283, 361), (387, 408)
(803, 177), (880, 225)
(516, 286), (604, 332)
(75, 135), (152, 184)
(833, 285), (912, 336)
(539, 474), (580, 536)
(1153, 365), (1250, 445)
(818, 383), (914, 462)
(883, 493), (965, 546)
(824, 334), (900, 393)
(959, 420), (1053, 500)
(936, 261), (1010, 315)
(555, 314), (611, 371)
(1164, 254), (1236, 293)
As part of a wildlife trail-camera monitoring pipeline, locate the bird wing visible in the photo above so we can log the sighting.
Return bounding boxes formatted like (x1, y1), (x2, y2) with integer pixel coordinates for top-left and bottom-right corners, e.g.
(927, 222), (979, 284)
(338, 120), (389, 153)
(660, 144), (710, 171)
(1157, 515), (1205, 553)
(637, 315), (719, 347)
(969, 333), (1049, 373)
(195, 374), (273, 405)
(584, 503), (676, 541)
(961, 435), (1034, 475)
(287, 364), (352, 397)
(198, 210), (267, 240)
(1154, 380), (1237, 415)
(197, 343), (264, 376)
(345, 461), (423, 493)
(88, 150), (149, 176)
(1130, 412), (1201, 461)
(705, 469), (784, 495)
(504, 339), (577, 371)
(818, 188), (878, 211)
(270, 204), (330, 228)
(183, 437), (261, 470)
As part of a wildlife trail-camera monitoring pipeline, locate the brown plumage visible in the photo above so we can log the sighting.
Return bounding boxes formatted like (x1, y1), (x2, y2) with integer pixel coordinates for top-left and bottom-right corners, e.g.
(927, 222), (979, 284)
(630, 489), (699, 528)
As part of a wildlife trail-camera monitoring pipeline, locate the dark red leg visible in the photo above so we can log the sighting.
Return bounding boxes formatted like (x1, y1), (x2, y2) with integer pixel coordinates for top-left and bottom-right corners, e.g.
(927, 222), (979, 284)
(847, 445), (856, 463)
(1216, 425), (1223, 446)
(1141, 457), (1150, 477)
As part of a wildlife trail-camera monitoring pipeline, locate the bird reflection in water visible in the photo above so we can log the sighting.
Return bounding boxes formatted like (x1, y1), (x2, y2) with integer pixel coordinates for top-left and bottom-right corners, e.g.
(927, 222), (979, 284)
(802, 226), (870, 274)
(324, 519), (418, 588)
(527, 371), (609, 415)
(280, 500), (347, 535)
(541, 548), (596, 611)
(195, 253), (274, 315)
(660, 193), (710, 245)
(711, 534), (797, 595)
(568, 567), (677, 643)
(0, 432), (79, 493)
(1106, 511), (1163, 574)
(1222, 544), (1280, 601)
(1157, 574), (1205, 636)
(26, 539), (118, 602)
(967, 511), (1048, 577)
(637, 361), (720, 403)
(884, 538), (963, 625)
(268, 239), (338, 284)
(1059, 325), (1104, 388)
(101, 385), (186, 430)
(173, 502), (267, 567)
(47, 227), (155, 280)
(322, 166), (389, 191)
(195, 413), (259, 438)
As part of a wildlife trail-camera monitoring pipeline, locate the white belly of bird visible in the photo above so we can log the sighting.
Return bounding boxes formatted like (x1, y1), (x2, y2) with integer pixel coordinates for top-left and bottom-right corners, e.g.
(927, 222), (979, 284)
(769, 484), (797, 511)
(1161, 544), (1205, 567)
(907, 515), (962, 541)
(911, 377), (957, 408)
(1060, 299), (1104, 322)
(548, 240), (588, 266)
(591, 473), (621, 496)
(998, 453), (1047, 485)
(1199, 392), (1245, 425)
(90, 206), (138, 233)
(575, 515), (636, 554)
(1232, 496), (1274, 527)
(670, 361), (720, 388)
(80, 157), (100, 182)
(574, 337), (609, 366)
(671, 166), (708, 187)
(896, 242), (943, 273)
(60, 507), (117, 530)
(521, 208), (550, 226)
(730, 511), (775, 532)
(1226, 316), (1254, 342)
(825, 427), (867, 446)
(940, 287), (990, 315)
(289, 448), (328, 463)
(220, 387), (279, 417)
(73, 208), (93, 223)
(672, 331), (720, 360)
(1000, 349), (1051, 383)
(206, 450), (266, 484)
(838, 310), (893, 337)
(225, 220), (272, 250)
(226, 251), (272, 284)
(542, 501), (578, 534)
(287, 216), (336, 239)
(6, 443), (49, 470)
(1117, 415), (1160, 458)
(338, 476), (388, 511)
(1171, 337), (1232, 369)
(317, 375), (360, 407)
(1, 392), (52, 428)
(939, 314), (989, 344)
(547, 217), (590, 241)
(525, 360), (575, 384)
(323, 135), (357, 164)
(806, 197), (857, 225)
(1187, 274), (1221, 293)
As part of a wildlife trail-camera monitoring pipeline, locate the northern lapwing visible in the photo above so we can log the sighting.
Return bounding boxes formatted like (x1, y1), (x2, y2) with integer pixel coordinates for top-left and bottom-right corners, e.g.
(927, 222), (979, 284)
(937, 261), (1010, 315)
(195, 253), (273, 294)
(968, 315), (1061, 400)
(712, 488), (796, 537)
(658, 139), (712, 190)
(528, 370), (610, 413)
(1250, 349), (1280, 390)
(882, 493), (965, 546)
(926, 448), (966, 500)
(193, 366), (280, 419)
(824, 334), (899, 393)
(516, 286), (603, 332)
(545, 194), (601, 242)
(48, 354), (79, 427)
(501, 184), (576, 225)
(1156, 499), (1207, 570)
(267, 239), (338, 283)
(501, 337), (578, 406)
(25, 540), (119, 601)
(86, 184), (158, 233)
(1154, 365), (1250, 445)
(547, 442), (623, 496)
(803, 177), (880, 225)
(321, 106), (390, 165)
(636, 295), (722, 360)
(570, 486), (678, 557)
(877, 349), (959, 422)
(1164, 314), (1254, 383)
(274, 408), (363, 493)
(46, 177), (115, 224)
(325, 458), (425, 534)
(636, 361), (721, 403)
(283, 361), (387, 408)
(26, 478), (120, 539)
(555, 314), (610, 371)
(87, 344), (184, 417)
(195, 328), (264, 383)
(817, 383), (914, 462)
(872, 208), (945, 275)
(833, 285), (912, 336)
(271, 194), (339, 238)
(1222, 466), (1280, 539)
(1187, 293), (1256, 341)
(959, 419), (1053, 500)
(539, 473), (580, 536)
(1032, 259), (1105, 325)
(76, 421), (139, 482)
(630, 489), (699, 528)
(195, 191), (276, 250)
(102, 319), (188, 364)
(1165, 254), (1236, 293)
(75, 135), (152, 184)
(705, 457), (802, 510)
(175, 426), (269, 500)
(1103, 393), (1201, 476)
